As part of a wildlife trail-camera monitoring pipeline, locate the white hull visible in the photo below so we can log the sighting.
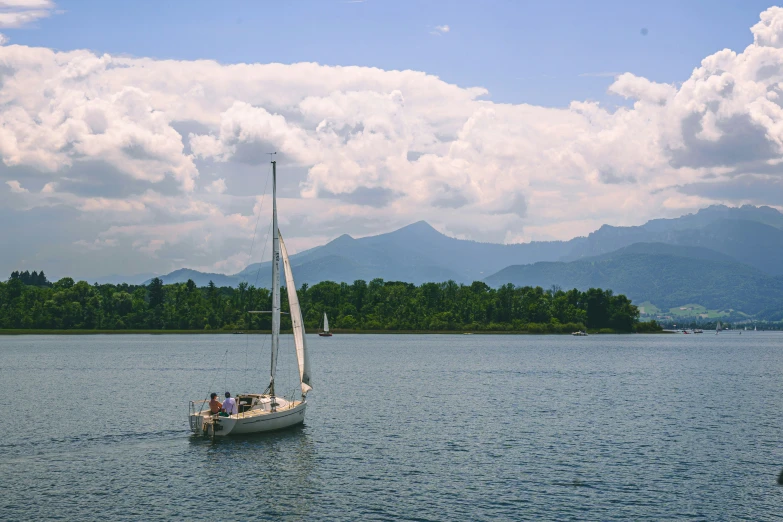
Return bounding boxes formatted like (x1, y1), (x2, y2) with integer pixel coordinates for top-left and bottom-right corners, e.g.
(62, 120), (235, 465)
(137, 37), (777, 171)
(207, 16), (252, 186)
(190, 396), (306, 437)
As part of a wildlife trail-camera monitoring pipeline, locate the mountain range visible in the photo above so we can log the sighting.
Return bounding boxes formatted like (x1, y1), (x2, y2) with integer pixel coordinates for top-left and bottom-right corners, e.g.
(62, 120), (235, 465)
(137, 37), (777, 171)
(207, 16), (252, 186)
(130, 205), (783, 319)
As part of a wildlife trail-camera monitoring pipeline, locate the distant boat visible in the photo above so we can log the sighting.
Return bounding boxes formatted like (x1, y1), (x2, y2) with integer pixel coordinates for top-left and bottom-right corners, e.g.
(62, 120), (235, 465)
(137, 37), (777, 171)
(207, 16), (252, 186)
(716, 321), (721, 335)
(463, 332), (474, 335)
(319, 312), (332, 337)
(694, 329), (703, 334)
(572, 331), (588, 336)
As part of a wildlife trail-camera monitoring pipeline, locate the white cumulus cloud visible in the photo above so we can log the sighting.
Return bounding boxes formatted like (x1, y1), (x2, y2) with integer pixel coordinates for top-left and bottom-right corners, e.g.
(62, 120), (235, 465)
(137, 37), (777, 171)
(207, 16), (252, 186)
(5, 179), (27, 192)
(205, 178), (227, 194)
(3, 7), (783, 278)
(0, 0), (56, 28)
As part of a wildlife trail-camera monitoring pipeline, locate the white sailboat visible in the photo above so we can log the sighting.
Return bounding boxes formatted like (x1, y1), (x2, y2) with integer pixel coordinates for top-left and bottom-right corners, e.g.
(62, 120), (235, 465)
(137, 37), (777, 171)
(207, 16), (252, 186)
(715, 321), (721, 335)
(319, 312), (332, 337)
(189, 159), (312, 437)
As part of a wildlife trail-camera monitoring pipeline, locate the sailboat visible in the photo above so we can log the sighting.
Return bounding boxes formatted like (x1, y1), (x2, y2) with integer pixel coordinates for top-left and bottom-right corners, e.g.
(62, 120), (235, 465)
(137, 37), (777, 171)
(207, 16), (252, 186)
(188, 158), (312, 437)
(715, 321), (721, 335)
(319, 312), (332, 337)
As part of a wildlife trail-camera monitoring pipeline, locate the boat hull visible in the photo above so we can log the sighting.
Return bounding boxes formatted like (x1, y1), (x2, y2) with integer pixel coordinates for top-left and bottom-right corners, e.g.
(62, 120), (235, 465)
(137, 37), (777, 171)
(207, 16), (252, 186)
(318, 332), (332, 337)
(190, 400), (306, 437)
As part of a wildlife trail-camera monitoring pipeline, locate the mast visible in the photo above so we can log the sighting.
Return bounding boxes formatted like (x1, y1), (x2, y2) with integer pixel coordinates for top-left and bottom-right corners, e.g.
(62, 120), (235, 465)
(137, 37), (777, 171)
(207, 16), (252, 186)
(270, 159), (280, 396)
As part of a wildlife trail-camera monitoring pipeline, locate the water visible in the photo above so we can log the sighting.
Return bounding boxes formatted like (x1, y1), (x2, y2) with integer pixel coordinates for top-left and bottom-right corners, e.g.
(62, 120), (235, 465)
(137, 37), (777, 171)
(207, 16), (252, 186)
(1, 333), (781, 520)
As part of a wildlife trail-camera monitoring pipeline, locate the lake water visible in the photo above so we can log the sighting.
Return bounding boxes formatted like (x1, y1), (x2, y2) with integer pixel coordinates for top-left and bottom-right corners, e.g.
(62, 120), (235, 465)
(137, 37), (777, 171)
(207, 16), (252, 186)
(1, 332), (781, 520)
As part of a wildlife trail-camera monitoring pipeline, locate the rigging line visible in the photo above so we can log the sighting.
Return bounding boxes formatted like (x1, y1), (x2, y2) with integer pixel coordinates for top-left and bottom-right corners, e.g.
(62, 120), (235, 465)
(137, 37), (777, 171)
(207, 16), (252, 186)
(250, 162), (274, 290)
(223, 344), (229, 394)
(243, 162), (272, 387)
(253, 218), (273, 290)
(240, 161), (272, 286)
(199, 346), (230, 415)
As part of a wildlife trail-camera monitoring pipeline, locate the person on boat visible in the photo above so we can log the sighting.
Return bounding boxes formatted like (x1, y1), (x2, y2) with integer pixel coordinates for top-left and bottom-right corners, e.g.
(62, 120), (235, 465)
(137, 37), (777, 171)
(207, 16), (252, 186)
(209, 393), (222, 415)
(221, 392), (238, 416)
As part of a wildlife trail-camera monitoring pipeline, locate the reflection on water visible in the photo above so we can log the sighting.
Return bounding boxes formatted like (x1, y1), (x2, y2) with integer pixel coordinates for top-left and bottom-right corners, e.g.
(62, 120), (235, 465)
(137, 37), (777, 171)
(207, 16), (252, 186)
(190, 425), (317, 518)
(1, 333), (782, 520)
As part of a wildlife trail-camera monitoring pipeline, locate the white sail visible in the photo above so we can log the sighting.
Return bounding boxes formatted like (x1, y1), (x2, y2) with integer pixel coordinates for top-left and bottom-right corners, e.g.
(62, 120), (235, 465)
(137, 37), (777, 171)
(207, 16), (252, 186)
(323, 312), (329, 333)
(279, 232), (312, 395)
(270, 162), (281, 394)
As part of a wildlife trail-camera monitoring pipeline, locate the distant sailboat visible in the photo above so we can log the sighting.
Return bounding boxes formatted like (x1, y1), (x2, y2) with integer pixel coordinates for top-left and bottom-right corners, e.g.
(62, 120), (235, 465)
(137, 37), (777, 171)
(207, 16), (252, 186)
(319, 312), (332, 337)
(716, 321), (721, 335)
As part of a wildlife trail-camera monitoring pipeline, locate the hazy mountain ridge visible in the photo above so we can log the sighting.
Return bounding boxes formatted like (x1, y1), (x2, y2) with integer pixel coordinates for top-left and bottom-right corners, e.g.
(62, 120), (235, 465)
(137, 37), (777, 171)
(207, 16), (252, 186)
(561, 216), (783, 275)
(138, 205), (783, 307)
(484, 242), (783, 319)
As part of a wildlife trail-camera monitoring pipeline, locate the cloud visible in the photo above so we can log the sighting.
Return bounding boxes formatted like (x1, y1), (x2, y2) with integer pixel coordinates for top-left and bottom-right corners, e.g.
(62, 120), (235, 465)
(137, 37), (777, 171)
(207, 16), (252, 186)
(5, 179), (27, 192)
(205, 178), (227, 194)
(0, 33), (8, 45)
(0, 0), (56, 28)
(73, 238), (117, 251)
(4, 7), (783, 278)
(431, 25), (449, 35)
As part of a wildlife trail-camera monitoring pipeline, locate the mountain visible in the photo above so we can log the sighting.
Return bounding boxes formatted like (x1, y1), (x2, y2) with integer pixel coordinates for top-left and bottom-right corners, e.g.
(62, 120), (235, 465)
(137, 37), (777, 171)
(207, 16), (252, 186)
(560, 213), (783, 276)
(484, 242), (783, 319)
(150, 204), (783, 290)
(234, 221), (574, 287)
(92, 273), (160, 285)
(151, 268), (241, 287)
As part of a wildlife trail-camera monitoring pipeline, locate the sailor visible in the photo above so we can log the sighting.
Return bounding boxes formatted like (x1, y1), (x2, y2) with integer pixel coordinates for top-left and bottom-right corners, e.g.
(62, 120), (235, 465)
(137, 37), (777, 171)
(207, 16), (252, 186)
(209, 392), (222, 415)
(221, 392), (238, 416)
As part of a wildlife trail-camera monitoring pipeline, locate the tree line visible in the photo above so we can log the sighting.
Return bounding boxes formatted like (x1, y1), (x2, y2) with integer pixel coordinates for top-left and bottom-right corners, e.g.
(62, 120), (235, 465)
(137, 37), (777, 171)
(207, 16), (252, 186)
(0, 273), (659, 333)
(10, 270), (51, 287)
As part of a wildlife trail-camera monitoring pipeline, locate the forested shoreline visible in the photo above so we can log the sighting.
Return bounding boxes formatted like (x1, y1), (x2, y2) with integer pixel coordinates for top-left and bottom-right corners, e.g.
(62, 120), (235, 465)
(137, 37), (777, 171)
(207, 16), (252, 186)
(0, 271), (658, 333)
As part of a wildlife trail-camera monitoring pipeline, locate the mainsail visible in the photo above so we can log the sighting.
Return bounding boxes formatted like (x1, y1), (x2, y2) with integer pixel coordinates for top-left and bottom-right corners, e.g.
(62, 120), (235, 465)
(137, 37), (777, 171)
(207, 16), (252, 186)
(323, 313), (330, 333)
(279, 232), (312, 395)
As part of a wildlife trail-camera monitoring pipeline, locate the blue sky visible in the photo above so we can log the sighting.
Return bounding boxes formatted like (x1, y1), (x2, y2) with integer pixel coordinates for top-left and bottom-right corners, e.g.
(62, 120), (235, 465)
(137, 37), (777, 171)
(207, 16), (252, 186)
(9, 0), (777, 106)
(2, 1), (783, 279)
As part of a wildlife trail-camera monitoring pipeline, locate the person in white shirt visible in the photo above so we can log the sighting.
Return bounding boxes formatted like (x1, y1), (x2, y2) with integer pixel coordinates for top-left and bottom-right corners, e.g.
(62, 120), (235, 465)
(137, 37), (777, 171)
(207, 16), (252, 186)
(221, 392), (238, 416)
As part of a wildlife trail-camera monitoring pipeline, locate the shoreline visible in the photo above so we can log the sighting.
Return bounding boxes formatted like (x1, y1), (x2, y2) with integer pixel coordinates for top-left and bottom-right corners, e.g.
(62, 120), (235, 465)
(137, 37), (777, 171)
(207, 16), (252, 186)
(0, 328), (667, 335)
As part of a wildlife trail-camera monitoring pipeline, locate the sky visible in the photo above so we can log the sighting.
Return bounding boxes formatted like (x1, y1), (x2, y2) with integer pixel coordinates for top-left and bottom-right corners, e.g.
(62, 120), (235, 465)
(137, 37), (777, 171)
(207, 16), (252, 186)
(2, 0), (783, 280)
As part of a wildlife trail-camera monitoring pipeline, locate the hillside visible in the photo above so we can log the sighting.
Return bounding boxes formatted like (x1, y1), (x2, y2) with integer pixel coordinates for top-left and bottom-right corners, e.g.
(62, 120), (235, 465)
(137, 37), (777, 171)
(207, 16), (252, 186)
(564, 217), (783, 275)
(234, 221), (572, 285)
(484, 242), (783, 319)
(152, 268), (241, 287)
(138, 204), (783, 290)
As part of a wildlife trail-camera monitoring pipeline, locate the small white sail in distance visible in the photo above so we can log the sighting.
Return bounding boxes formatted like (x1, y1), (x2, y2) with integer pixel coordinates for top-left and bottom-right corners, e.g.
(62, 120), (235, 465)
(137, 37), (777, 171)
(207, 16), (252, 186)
(279, 231), (312, 395)
(323, 312), (330, 333)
